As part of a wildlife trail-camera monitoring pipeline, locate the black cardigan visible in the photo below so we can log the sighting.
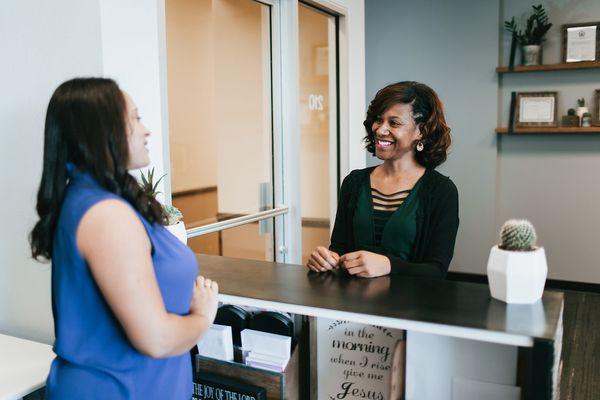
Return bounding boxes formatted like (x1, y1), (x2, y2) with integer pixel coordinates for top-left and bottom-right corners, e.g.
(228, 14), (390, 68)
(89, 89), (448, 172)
(329, 167), (459, 279)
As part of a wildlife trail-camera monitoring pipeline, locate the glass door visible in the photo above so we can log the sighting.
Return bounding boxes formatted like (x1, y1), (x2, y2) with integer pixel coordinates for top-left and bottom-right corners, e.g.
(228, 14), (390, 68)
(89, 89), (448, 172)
(298, 2), (339, 264)
(164, 0), (283, 262)
(163, 0), (342, 264)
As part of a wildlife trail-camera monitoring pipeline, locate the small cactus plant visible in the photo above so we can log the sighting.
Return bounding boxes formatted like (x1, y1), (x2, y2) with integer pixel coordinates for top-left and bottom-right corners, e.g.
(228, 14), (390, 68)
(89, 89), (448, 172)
(577, 98), (585, 107)
(499, 219), (537, 251)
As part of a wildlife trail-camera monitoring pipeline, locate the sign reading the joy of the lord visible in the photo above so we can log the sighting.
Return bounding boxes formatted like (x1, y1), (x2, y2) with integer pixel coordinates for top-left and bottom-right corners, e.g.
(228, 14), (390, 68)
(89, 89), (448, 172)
(317, 318), (405, 400)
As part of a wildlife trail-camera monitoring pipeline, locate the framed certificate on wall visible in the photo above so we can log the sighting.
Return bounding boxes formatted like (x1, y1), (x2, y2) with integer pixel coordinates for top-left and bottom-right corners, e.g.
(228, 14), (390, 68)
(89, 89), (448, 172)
(562, 22), (600, 62)
(515, 92), (558, 128)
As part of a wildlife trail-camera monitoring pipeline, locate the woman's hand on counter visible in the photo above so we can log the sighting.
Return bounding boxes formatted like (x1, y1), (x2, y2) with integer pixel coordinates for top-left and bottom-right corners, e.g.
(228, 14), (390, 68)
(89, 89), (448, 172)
(306, 246), (340, 272)
(190, 275), (219, 324)
(340, 251), (391, 278)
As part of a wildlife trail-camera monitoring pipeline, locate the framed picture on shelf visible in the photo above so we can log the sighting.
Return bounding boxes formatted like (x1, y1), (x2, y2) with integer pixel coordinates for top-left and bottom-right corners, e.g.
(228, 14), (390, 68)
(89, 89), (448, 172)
(562, 22), (600, 62)
(594, 89), (600, 127)
(515, 92), (558, 128)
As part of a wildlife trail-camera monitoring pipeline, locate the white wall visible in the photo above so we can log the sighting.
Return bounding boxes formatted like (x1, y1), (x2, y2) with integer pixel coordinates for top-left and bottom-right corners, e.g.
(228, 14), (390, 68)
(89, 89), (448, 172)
(100, 0), (169, 202)
(0, 0), (103, 343)
(0, 0), (170, 343)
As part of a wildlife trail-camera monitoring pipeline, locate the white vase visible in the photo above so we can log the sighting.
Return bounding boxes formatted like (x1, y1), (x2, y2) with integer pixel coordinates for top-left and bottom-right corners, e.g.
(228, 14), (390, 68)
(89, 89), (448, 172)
(575, 107), (590, 126)
(521, 45), (542, 66)
(576, 107), (589, 126)
(166, 221), (187, 245)
(486, 246), (547, 304)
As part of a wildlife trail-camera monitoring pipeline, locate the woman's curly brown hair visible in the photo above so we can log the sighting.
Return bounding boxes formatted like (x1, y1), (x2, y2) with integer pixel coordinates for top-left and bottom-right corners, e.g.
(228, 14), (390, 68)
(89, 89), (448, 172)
(363, 81), (451, 168)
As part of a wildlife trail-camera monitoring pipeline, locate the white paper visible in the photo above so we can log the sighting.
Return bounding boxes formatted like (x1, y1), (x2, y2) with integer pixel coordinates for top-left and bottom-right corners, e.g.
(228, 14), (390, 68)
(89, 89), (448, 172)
(240, 329), (291, 360)
(245, 351), (289, 365)
(245, 351), (289, 371)
(519, 97), (554, 123)
(566, 26), (597, 62)
(197, 324), (234, 361)
(246, 360), (285, 372)
(452, 377), (520, 400)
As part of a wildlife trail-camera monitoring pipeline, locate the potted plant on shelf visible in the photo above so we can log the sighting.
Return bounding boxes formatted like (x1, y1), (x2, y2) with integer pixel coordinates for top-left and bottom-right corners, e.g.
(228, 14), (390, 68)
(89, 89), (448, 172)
(561, 108), (580, 127)
(576, 98), (589, 126)
(140, 168), (187, 244)
(487, 219), (548, 304)
(504, 4), (553, 66)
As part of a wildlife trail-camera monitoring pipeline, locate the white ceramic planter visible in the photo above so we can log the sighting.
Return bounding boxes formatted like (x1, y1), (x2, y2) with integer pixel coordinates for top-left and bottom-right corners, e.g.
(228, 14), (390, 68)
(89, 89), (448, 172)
(166, 221), (187, 245)
(576, 106), (589, 126)
(487, 245), (547, 304)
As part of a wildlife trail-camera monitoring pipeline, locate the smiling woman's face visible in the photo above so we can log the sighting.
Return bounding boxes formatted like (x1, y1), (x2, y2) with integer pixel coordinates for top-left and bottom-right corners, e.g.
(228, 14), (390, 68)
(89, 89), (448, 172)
(123, 91), (151, 170)
(371, 102), (422, 161)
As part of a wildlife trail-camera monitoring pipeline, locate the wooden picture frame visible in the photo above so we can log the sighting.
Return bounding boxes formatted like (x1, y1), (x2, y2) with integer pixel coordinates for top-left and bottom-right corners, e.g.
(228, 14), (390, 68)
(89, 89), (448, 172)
(515, 92), (558, 128)
(594, 89), (600, 127)
(561, 22), (600, 63)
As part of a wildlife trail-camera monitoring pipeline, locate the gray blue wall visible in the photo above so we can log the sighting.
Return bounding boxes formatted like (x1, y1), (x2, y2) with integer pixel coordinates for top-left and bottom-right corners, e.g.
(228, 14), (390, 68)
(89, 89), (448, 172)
(365, 0), (500, 278)
(366, 0), (600, 283)
(498, 0), (600, 283)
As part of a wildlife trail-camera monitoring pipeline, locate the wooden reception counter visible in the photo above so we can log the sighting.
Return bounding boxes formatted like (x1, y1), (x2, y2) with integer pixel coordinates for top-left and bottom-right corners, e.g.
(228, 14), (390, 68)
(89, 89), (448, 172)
(197, 254), (564, 400)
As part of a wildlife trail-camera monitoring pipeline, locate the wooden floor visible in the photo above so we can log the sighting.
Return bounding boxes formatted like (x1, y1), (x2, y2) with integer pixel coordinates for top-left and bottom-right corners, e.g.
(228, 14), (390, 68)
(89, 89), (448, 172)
(558, 290), (600, 399)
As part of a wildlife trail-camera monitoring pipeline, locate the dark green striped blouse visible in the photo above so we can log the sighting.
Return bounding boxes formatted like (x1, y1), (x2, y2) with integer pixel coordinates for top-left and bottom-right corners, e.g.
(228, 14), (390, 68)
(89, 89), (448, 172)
(352, 174), (423, 262)
(371, 188), (411, 246)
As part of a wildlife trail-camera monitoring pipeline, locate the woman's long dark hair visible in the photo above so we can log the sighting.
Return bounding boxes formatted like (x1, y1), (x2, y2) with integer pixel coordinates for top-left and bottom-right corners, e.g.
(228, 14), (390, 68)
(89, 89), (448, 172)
(30, 77), (166, 261)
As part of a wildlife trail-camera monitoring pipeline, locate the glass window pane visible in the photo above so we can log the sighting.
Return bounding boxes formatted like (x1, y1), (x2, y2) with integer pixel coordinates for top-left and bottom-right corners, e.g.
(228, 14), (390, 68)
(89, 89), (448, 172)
(165, 0), (274, 254)
(298, 4), (338, 264)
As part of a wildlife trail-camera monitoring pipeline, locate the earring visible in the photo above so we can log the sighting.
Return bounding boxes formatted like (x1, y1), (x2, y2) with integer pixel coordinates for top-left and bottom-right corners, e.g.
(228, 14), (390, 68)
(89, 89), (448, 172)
(416, 141), (424, 152)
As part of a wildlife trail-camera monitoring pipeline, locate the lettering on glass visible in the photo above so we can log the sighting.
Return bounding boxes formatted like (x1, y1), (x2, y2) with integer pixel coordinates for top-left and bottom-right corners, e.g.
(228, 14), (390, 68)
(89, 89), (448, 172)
(308, 94), (324, 111)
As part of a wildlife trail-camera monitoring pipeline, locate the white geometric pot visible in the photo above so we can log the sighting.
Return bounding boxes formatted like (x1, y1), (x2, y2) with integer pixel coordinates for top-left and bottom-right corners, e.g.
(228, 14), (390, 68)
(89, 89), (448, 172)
(487, 245), (547, 304)
(166, 221), (187, 245)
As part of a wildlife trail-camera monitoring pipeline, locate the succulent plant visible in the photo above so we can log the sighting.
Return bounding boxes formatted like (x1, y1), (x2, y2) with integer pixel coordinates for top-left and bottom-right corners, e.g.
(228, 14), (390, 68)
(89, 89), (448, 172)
(567, 108), (576, 116)
(164, 204), (183, 225)
(504, 5), (552, 46)
(577, 98), (585, 107)
(499, 219), (537, 251)
(140, 167), (165, 198)
(139, 168), (184, 226)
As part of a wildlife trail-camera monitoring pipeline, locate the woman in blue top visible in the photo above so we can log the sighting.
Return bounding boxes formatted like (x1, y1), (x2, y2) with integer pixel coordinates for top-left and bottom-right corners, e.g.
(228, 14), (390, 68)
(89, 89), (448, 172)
(30, 78), (218, 399)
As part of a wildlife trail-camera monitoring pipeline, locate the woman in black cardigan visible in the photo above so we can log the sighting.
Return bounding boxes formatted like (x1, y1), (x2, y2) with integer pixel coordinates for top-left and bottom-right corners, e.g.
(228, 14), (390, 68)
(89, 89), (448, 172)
(306, 81), (459, 279)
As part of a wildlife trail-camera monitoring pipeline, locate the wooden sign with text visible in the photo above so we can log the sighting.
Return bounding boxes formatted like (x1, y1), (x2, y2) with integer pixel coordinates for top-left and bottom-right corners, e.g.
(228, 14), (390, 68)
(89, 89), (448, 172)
(317, 318), (405, 400)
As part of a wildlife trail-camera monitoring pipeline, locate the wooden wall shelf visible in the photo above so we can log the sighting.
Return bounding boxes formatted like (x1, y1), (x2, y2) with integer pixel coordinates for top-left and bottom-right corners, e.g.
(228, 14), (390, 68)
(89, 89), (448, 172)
(496, 61), (600, 74)
(496, 127), (600, 134)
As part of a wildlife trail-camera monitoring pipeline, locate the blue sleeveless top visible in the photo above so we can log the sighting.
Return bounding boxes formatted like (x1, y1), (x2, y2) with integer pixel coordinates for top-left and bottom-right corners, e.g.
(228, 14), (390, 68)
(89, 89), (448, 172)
(46, 164), (198, 399)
